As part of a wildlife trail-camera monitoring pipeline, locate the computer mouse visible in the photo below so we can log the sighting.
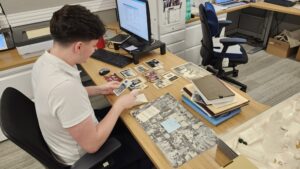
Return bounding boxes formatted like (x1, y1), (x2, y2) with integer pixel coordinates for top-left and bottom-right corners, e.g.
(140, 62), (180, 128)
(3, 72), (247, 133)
(99, 68), (110, 76)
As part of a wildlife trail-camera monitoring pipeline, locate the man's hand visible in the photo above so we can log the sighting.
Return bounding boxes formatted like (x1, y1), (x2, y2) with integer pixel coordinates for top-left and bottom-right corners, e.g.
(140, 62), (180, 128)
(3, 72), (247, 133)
(98, 81), (120, 95)
(114, 90), (140, 111)
(85, 81), (121, 96)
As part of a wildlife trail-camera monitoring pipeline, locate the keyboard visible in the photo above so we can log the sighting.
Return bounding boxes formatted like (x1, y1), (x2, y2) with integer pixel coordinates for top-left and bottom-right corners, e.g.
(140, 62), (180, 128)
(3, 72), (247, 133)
(91, 49), (132, 68)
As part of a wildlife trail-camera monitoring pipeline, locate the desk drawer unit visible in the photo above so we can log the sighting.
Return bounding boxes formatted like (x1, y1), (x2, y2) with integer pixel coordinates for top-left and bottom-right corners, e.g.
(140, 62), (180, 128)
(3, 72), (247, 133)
(166, 40), (186, 54)
(185, 22), (202, 49)
(160, 29), (185, 45)
(184, 45), (201, 64)
(0, 64), (33, 141)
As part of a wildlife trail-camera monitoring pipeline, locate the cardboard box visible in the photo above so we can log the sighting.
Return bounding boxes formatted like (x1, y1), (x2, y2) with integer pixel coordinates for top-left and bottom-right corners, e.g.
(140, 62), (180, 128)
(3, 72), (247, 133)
(266, 38), (297, 58)
(296, 47), (300, 61)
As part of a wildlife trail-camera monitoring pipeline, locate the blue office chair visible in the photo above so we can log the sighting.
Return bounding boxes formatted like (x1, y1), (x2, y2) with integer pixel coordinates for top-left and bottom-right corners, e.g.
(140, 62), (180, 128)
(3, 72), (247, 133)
(0, 87), (121, 169)
(199, 2), (248, 92)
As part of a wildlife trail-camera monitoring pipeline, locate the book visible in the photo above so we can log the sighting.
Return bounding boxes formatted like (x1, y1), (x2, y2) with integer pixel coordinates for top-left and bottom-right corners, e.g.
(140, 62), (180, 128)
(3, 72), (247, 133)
(182, 95), (241, 126)
(191, 75), (235, 104)
(183, 83), (249, 116)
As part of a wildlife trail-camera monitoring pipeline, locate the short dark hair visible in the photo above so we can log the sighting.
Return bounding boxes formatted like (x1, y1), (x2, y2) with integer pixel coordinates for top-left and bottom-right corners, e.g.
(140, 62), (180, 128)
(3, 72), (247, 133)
(50, 5), (105, 44)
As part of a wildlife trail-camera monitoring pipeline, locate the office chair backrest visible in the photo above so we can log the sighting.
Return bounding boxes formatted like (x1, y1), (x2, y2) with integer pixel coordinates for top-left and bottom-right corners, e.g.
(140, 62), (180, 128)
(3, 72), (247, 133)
(199, 4), (214, 66)
(204, 2), (219, 37)
(0, 87), (68, 169)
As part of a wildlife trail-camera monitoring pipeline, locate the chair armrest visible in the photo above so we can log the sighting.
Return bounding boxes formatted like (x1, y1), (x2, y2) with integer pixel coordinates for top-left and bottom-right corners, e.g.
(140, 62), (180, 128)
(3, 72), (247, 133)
(219, 37), (247, 47)
(71, 138), (121, 169)
(219, 20), (232, 28)
(216, 20), (232, 37)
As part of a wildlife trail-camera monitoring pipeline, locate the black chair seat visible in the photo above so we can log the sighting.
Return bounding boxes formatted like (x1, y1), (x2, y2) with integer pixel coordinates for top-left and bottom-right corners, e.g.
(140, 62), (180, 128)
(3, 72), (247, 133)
(213, 48), (248, 64)
(0, 87), (121, 169)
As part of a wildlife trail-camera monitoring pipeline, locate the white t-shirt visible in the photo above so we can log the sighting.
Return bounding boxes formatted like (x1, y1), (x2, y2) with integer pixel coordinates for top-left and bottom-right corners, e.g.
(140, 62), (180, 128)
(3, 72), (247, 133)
(32, 51), (98, 165)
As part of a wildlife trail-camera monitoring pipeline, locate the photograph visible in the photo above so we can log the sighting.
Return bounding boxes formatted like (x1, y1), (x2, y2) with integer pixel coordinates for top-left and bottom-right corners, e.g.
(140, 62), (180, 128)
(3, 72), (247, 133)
(127, 77), (148, 91)
(144, 70), (160, 83)
(153, 79), (172, 89)
(120, 68), (137, 78)
(104, 73), (123, 82)
(113, 82), (127, 96)
(134, 65), (149, 73)
(172, 62), (211, 80)
(163, 72), (179, 82)
(145, 59), (163, 70)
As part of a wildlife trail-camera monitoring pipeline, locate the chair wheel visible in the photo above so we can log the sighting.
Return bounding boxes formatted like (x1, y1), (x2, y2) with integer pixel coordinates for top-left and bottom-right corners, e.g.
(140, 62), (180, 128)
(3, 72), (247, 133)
(232, 70), (239, 77)
(240, 86), (247, 92)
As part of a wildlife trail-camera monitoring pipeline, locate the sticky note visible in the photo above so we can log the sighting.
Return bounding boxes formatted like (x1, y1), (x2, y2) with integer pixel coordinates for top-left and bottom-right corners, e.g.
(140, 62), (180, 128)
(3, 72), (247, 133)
(161, 118), (181, 133)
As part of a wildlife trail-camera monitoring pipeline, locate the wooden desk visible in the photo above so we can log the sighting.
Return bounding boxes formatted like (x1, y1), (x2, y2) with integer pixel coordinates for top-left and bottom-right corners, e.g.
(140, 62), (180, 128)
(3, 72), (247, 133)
(80, 50), (269, 169)
(250, 2), (300, 16)
(0, 49), (37, 71)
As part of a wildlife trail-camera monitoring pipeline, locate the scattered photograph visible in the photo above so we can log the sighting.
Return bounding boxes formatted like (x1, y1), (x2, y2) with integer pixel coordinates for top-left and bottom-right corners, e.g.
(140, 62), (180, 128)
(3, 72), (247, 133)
(163, 72), (179, 82)
(104, 73), (123, 82)
(120, 68), (137, 78)
(144, 70), (160, 83)
(172, 62), (211, 80)
(127, 77), (148, 91)
(113, 82), (127, 96)
(145, 59), (163, 70)
(134, 64), (149, 73)
(153, 79), (172, 89)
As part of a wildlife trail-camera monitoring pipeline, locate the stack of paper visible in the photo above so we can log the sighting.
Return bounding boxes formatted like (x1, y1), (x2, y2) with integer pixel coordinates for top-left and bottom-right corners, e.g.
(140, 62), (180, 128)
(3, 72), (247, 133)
(181, 83), (249, 125)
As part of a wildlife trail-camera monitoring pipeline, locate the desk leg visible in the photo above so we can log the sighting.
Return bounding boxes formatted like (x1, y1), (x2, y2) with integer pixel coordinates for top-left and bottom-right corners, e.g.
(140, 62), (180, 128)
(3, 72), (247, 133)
(262, 11), (274, 48)
(133, 54), (139, 64)
(160, 43), (166, 55)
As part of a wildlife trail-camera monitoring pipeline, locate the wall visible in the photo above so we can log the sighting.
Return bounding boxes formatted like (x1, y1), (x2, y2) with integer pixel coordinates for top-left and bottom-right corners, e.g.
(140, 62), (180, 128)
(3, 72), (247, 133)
(0, 0), (88, 14)
(0, 0), (117, 25)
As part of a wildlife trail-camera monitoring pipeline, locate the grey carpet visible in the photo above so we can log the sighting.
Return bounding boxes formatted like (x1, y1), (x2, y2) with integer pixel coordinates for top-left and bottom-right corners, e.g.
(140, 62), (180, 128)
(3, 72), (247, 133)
(1, 50), (300, 169)
(236, 50), (300, 106)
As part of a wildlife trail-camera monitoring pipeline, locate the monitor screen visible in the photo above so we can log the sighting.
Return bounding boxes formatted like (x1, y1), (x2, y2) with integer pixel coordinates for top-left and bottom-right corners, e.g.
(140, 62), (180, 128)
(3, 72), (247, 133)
(0, 33), (8, 50)
(116, 0), (151, 42)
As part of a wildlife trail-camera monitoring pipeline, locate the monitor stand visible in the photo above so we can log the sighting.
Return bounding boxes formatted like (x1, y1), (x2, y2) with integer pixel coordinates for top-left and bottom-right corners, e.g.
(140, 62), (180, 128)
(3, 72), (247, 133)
(114, 36), (166, 64)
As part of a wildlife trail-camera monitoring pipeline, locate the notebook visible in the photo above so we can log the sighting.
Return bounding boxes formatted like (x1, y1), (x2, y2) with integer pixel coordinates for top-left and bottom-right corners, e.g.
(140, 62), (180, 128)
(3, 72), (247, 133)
(191, 75), (235, 105)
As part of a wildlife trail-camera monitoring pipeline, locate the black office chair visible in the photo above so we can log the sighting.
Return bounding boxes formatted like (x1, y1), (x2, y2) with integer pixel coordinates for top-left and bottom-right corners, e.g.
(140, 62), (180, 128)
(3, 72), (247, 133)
(199, 2), (248, 92)
(0, 87), (121, 169)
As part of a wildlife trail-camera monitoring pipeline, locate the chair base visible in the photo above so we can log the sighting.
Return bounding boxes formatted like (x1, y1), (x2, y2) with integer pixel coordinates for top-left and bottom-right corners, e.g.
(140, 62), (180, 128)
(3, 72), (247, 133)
(206, 66), (247, 92)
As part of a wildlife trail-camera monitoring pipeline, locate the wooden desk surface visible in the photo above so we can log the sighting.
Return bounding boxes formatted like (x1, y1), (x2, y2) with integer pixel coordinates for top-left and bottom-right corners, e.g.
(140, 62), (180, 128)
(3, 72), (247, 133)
(0, 49), (38, 71)
(187, 2), (300, 23)
(251, 2), (300, 16)
(80, 50), (270, 169)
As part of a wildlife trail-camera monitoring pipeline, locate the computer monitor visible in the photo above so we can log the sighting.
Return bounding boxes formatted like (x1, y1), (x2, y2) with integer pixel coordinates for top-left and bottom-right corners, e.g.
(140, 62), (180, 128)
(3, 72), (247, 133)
(116, 0), (151, 44)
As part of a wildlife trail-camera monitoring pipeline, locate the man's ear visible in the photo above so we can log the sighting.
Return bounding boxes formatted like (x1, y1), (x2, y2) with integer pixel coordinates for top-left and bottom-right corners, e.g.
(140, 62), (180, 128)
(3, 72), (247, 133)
(73, 41), (82, 54)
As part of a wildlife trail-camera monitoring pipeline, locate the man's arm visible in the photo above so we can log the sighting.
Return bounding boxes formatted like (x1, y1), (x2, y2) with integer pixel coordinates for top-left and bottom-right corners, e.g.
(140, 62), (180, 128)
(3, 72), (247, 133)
(85, 81), (120, 96)
(67, 105), (123, 153)
(67, 90), (139, 153)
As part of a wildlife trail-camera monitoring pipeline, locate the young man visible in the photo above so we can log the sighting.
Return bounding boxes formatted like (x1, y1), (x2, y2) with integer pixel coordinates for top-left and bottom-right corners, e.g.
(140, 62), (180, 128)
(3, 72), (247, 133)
(32, 5), (151, 168)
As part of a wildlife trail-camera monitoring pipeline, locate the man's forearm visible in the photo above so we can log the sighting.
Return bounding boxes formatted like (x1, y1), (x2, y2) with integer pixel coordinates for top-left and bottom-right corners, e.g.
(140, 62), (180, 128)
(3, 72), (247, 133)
(85, 86), (101, 96)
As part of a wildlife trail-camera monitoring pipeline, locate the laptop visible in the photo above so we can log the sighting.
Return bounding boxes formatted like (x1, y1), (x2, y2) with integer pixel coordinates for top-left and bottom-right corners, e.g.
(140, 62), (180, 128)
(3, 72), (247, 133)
(215, 0), (246, 8)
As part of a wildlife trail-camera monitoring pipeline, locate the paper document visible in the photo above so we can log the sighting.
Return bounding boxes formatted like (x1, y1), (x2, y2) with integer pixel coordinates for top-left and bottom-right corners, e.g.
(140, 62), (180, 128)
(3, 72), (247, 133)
(125, 45), (138, 51)
(26, 27), (50, 39)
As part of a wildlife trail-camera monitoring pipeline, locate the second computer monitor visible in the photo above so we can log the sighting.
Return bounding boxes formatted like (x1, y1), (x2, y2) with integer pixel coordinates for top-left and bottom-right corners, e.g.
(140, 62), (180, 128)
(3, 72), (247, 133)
(116, 0), (151, 43)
